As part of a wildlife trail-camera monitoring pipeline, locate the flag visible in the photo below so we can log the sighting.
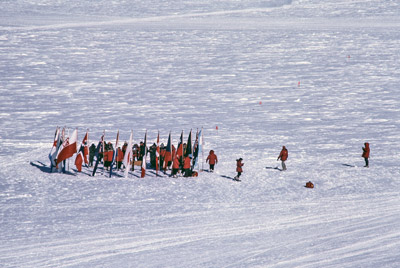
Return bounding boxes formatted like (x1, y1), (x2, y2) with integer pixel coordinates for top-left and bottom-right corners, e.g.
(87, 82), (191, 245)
(101, 130), (106, 174)
(123, 131), (133, 178)
(176, 131), (183, 158)
(192, 129), (199, 169)
(163, 132), (172, 170)
(185, 130), (192, 157)
(49, 127), (60, 168)
(109, 130), (119, 178)
(52, 127), (59, 147)
(75, 151), (84, 172)
(75, 131), (89, 172)
(141, 131), (147, 178)
(193, 128), (203, 171)
(81, 131), (89, 164)
(155, 131), (160, 175)
(56, 129), (78, 165)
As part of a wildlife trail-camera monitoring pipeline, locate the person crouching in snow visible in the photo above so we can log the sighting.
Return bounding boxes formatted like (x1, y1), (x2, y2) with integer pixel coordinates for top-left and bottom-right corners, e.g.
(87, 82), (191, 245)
(277, 146), (288, 171)
(234, 158), (244, 181)
(206, 150), (218, 172)
(362, 142), (370, 167)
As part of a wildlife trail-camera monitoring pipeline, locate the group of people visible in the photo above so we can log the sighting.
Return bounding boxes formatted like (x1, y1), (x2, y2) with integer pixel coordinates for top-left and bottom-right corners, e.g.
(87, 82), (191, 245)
(233, 142), (370, 181)
(86, 140), (370, 179)
(87, 140), (204, 177)
(274, 142), (371, 172)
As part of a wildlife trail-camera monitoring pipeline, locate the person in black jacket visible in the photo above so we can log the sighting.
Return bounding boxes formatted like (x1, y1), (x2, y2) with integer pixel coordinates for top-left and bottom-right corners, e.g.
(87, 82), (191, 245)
(89, 143), (96, 167)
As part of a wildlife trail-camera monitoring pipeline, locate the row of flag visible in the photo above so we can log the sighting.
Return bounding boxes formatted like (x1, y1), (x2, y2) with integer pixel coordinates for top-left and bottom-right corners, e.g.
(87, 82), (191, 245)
(48, 127), (204, 178)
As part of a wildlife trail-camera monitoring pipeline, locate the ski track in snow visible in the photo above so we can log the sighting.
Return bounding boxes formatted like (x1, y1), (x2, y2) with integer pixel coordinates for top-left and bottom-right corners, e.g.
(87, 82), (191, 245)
(1, 0), (400, 267)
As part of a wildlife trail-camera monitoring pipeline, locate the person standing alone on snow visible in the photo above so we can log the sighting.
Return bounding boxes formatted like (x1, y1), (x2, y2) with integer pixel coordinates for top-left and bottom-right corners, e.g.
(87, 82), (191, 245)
(206, 150), (218, 172)
(362, 142), (370, 167)
(234, 158), (244, 181)
(277, 146), (288, 171)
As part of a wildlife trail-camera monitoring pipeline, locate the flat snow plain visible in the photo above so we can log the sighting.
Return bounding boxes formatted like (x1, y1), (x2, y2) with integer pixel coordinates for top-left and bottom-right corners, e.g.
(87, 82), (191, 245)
(1, 0), (400, 267)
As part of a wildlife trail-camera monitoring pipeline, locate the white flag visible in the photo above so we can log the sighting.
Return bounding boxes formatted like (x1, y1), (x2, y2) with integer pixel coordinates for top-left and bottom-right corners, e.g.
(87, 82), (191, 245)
(123, 131), (133, 178)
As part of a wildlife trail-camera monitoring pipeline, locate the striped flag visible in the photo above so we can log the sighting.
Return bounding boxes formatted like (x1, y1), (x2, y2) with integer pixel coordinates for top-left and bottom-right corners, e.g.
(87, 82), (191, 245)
(49, 127), (60, 169)
(75, 131), (89, 172)
(56, 129), (78, 166)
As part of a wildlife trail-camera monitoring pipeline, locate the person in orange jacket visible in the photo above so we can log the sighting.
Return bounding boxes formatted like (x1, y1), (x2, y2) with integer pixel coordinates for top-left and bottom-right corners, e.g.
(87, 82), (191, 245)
(171, 156), (180, 178)
(362, 142), (370, 167)
(206, 150), (218, 172)
(277, 146), (288, 171)
(234, 158), (244, 181)
(116, 146), (124, 170)
(183, 155), (192, 177)
(104, 143), (114, 171)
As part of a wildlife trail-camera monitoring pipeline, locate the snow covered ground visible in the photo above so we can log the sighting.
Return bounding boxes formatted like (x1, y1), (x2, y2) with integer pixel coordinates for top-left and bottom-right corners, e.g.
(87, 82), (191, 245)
(1, 0), (400, 267)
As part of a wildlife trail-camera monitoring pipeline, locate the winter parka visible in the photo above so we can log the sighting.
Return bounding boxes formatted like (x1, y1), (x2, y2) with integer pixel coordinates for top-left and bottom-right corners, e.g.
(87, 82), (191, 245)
(184, 156), (191, 169)
(236, 158), (244, 172)
(206, 150), (218, 165)
(172, 156), (180, 169)
(362, 143), (370, 158)
(117, 148), (124, 162)
(277, 146), (288, 161)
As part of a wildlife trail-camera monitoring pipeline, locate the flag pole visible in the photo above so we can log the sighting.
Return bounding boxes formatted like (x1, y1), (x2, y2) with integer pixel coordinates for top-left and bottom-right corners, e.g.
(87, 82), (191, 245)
(86, 128), (89, 168)
(102, 129), (105, 175)
(110, 130), (119, 178)
(201, 127), (204, 171)
(67, 128), (70, 172)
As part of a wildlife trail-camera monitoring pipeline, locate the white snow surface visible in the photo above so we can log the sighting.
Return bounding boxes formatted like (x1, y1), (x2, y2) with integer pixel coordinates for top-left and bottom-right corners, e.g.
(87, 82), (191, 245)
(1, 0), (400, 267)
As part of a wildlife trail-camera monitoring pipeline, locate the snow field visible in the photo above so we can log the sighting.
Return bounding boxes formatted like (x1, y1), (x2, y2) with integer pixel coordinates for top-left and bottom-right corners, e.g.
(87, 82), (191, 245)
(1, 0), (400, 267)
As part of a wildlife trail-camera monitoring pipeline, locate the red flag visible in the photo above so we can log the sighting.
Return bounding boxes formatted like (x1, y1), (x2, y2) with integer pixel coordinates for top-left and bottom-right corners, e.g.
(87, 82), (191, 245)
(163, 132), (172, 170)
(75, 131), (88, 171)
(49, 127), (61, 167)
(82, 131), (89, 164)
(75, 151), (84, 172)
(141, 131), (147, 178)
(56, 129), (78, 165)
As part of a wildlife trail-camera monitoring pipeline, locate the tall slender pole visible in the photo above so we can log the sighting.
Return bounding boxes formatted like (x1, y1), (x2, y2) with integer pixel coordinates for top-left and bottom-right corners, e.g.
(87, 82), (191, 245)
(201, 127), (204, 171)
(101, 130), (105, 175)
(67, 128), (70, 172)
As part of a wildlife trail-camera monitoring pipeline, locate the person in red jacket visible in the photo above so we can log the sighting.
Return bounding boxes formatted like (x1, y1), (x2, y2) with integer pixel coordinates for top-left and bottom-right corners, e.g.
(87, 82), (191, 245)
(234, 158), (244, 181)
(171, 156), (180, 178)
(183, 155), (192, 177)
(277, 146), (288, 171)
(362, 142), (370, 167)
(116, 147), (124, 170)
(104, 143), (114, 171)
(206, 150), (218, 172)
